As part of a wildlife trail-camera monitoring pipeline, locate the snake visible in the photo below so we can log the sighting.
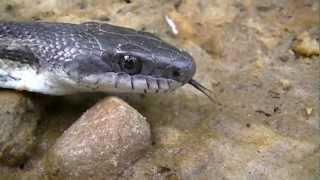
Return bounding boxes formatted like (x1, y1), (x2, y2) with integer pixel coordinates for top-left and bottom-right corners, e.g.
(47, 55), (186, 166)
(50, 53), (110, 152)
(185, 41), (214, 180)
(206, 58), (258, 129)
(0, 21), (213, 100)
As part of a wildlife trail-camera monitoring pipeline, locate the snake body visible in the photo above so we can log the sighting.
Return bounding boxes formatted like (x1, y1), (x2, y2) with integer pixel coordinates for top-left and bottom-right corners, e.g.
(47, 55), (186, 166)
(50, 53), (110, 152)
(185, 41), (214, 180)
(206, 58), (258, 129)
(0, 21), (216, 99)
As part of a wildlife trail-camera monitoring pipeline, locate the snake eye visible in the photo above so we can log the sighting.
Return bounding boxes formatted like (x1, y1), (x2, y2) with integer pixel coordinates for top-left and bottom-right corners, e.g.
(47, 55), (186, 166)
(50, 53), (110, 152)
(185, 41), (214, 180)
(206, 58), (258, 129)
(119, 55), (142, 75)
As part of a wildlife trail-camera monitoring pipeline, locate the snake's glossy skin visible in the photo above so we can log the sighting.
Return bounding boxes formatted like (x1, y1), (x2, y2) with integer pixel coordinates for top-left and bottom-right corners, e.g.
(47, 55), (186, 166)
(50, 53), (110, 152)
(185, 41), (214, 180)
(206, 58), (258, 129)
(0, 21), (196, 95)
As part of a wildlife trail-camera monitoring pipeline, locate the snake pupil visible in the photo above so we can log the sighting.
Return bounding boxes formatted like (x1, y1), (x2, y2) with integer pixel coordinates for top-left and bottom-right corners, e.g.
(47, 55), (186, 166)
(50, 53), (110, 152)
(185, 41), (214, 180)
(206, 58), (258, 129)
(124, 56), (135, 69)
(120, 55), (142, 75)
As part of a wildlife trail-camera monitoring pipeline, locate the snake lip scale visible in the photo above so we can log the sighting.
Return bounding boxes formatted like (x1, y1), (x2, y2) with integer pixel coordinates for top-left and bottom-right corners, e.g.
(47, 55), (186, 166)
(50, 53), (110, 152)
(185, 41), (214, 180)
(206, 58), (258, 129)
(0, 21), (214, 101)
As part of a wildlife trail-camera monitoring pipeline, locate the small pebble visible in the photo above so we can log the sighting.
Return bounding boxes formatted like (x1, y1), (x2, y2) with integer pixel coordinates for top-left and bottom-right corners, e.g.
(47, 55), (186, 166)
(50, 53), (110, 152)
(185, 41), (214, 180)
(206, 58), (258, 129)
(305, 107), (313, 117)
(292, 31), (320, 57)
(279, 79), (291, 91)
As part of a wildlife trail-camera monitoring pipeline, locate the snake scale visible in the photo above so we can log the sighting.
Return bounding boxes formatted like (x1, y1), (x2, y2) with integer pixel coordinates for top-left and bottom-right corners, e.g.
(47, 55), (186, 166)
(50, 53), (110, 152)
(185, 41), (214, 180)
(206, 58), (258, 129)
(0, 21), (213, 100)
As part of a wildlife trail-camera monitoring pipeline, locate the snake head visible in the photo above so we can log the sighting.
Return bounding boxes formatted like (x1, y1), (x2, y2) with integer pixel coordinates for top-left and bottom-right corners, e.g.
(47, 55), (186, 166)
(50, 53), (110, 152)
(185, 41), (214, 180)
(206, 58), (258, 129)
(70, 22), (196, 93)
(102, 43), (196, 92)
(62, 22), (216, 102)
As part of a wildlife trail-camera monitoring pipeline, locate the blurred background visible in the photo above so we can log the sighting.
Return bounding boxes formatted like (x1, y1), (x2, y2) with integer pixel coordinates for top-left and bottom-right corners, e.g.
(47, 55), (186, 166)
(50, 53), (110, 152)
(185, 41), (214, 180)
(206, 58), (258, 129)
(0, 0), (319, 179)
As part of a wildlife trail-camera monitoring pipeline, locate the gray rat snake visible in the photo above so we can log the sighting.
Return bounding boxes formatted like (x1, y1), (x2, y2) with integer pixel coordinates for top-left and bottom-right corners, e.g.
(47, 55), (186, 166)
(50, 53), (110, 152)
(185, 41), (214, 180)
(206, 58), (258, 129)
(0, 21), (213, 101)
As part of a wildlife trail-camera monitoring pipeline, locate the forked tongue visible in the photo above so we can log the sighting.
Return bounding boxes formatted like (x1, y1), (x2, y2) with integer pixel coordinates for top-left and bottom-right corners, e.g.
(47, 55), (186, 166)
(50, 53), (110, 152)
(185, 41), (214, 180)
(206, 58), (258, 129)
(188, 79), (222, 106)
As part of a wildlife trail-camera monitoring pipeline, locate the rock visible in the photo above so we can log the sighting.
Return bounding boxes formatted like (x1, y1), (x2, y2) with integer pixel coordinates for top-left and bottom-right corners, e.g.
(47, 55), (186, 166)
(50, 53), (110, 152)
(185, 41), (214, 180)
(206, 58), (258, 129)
(292, 31), (320, 57)
(0, 91), (40, 166)
(47, 97), (151, 180)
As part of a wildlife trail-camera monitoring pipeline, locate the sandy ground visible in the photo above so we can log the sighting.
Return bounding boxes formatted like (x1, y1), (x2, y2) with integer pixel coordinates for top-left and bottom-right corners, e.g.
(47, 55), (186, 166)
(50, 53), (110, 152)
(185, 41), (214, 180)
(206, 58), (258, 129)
(0, 0), (319, 179)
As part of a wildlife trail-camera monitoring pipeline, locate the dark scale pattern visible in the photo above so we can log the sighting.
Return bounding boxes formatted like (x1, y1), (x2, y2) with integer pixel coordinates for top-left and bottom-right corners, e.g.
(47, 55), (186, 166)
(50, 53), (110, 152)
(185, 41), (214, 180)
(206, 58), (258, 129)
(0, 22), (102, 68)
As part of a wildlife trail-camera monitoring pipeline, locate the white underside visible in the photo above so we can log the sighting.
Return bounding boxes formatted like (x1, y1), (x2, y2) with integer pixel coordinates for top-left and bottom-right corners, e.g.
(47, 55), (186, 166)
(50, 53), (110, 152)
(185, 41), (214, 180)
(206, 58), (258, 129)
(0, 63), (75, 95)
(0, 59), (182, 95)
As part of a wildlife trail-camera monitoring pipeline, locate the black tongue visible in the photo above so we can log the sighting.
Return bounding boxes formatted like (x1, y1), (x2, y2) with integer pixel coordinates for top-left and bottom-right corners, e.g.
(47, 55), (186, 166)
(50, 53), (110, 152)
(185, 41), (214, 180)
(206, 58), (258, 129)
(188, 79), (221, 105)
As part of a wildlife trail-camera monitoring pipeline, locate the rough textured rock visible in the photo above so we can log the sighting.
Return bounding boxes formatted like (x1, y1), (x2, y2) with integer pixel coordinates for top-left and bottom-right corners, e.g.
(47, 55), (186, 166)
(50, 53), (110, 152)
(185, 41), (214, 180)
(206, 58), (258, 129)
(0, 0), (319, 180)
(47, 97), (151, 180)
(0, 91), (40, 166)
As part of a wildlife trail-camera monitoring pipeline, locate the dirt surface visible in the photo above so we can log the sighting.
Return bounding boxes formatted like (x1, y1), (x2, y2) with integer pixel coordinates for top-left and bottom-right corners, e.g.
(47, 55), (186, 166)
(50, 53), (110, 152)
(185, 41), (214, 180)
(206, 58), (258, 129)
(0, 0), (319, 180)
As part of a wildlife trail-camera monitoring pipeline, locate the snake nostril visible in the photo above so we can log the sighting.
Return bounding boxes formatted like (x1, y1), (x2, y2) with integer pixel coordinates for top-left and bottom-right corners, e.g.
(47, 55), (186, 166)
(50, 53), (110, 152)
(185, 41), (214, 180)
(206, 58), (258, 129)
(172, 69), (180, 77)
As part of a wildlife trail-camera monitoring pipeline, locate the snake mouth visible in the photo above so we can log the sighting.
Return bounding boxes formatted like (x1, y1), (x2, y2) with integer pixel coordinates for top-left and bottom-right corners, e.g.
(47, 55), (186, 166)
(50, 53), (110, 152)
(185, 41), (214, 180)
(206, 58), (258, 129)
(75, 72), (182, 94)
(114, 74), (182, 94)
(58, 71), (219, 102)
